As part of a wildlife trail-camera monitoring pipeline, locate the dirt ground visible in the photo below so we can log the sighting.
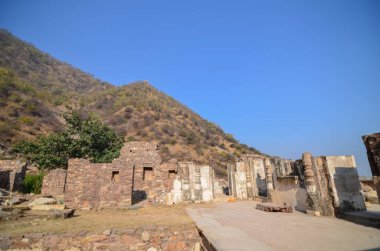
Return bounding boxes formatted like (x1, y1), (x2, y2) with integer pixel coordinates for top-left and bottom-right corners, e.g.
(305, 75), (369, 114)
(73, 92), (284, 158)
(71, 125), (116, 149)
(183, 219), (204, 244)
(0, 204), (207, 236)
(187, 201), (380, 251)
(3, 201), (380, 251)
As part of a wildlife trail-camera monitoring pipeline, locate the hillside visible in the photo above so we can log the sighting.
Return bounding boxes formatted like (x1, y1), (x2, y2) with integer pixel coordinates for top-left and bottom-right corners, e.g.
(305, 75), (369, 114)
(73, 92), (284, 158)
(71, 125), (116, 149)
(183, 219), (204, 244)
(0, 29), (262, 176)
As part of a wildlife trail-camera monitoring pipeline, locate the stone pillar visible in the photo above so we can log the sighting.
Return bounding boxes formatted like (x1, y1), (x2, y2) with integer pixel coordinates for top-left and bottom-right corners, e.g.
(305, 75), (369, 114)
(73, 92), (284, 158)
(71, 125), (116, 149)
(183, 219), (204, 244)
(302, 152), (320, 215)
(362, 133), (380, 201)
(227, 164), (237, 197)
(264, 158), (274, 200)
(244, 159), (254, 199)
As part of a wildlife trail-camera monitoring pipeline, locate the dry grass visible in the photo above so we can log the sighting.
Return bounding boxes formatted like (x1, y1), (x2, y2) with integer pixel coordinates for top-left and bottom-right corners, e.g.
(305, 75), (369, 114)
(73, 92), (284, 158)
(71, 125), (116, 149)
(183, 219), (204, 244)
(0, 204), (208, 236)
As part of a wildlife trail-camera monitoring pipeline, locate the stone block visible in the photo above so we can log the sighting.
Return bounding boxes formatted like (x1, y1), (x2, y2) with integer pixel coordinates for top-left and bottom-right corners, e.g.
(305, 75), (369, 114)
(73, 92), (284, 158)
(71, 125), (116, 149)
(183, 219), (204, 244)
(31, 204), (65, 211)
(28, 197), (57, 206)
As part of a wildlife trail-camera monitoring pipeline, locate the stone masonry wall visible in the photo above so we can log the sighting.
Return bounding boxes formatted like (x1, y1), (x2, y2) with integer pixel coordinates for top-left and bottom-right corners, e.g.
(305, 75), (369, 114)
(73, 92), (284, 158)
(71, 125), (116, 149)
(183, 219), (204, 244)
(362, 133), (380, 201)
(0, 159), (27, 192)
(228, 152), (365, 215)
(64, 158), (133, 209)
(64, 141), (218, 209)
(324, 155), (365, 212)
(272, 175), (307, 212)
(41, 169), (67, 197)
(310, 156), (334, 216)
(165, 162), (215, 204)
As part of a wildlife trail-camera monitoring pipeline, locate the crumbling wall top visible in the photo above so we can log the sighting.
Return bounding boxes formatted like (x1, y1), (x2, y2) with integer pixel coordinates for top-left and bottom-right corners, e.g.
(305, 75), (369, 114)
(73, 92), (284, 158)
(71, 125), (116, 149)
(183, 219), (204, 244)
(114, 141), (161, 165)
(362, 133), (380, 149)
(0, 159), (27, 171)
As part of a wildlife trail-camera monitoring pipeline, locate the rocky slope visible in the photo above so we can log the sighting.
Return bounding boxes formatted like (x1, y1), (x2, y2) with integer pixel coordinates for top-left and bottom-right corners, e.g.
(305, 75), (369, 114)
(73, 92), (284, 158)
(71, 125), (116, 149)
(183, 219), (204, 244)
(0, 29), (262, 176)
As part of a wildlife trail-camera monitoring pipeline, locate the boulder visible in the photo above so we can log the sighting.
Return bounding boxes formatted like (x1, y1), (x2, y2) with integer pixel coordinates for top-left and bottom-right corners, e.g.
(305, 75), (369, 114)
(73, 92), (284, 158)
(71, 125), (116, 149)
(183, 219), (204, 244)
(50, 209), (75, 219)
(0, 208), (23, 221)
(5, 196), (27, 206)
(102, 229), (111, 236)
(141, 231), (150, 241)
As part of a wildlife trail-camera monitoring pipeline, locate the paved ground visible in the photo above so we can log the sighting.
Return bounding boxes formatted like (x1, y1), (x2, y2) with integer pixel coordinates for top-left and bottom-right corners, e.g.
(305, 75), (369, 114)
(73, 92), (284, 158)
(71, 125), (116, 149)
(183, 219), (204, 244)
(341, 204), (380, 228)
(186, 201), (380, 251)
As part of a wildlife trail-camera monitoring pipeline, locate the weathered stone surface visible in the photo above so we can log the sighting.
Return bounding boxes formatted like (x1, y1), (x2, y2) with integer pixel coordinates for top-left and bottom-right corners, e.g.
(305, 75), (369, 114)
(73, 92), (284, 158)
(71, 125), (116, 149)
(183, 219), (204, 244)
(325, 155), (365, 212)
(0, 236), (12, 250)
(228, 152), (365, 216)
(21, 238), (30, 243)
(50, 208), (75, 219)
(364, 190), (379, 204)
(4, 224), (201, 251)
(4, 196), (26, 206)
(0, 208), (23, 221)
(28, 197), (57, 206)
(141, 231), (150, 241)
(194, 242), (201, 251)
(31, 204), (65, 211)
(43, 235), (60, 250)
(65, 247), (81, 251)
(23, 233), (44, 240)
(228, 155), (268, 200)
(41, 168), (67, 197)
(102, 229), (111, 236)
(362, 133), (380, 201)
(0, 159), (27, 192)
(256, 202), (293, 213)
(64, 141), (219, 209)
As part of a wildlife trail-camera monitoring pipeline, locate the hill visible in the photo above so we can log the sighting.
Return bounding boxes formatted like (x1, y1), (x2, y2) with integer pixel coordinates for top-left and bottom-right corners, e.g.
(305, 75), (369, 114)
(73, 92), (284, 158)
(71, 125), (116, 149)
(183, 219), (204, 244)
(0, 29), (263, 176)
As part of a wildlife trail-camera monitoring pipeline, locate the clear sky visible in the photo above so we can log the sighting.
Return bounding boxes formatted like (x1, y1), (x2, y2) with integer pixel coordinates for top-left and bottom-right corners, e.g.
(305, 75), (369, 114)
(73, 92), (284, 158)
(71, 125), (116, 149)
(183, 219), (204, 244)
(1, 0), (379, 176)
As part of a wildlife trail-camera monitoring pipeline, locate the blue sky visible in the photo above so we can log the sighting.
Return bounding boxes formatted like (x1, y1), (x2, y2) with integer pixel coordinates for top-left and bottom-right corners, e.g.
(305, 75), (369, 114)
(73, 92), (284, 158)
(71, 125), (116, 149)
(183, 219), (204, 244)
(1, 0), (379, 176)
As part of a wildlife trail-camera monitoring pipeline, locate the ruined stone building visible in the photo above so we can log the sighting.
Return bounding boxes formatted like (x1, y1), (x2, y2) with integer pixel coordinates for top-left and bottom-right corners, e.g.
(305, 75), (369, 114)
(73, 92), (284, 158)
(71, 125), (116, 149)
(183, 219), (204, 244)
(0, 159), (27, 192)
(228, 153), (365, 216)
(42, 141), (222, 209)
(362, 133), (380, 201)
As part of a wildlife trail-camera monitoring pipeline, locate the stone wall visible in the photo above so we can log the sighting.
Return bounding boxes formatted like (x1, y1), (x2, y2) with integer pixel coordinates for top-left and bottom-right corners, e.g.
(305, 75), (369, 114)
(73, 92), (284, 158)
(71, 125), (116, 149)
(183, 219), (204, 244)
(227, 155), (267, 200)
(325, 155), (365, 212)
(272, 175), (307, 212)
(362, 133), (380, 201)
(124, 142), (164, 204)
(307, 155), (335, 216)
(0, 159), (27, 192)
(41, 169), (67, 197)
(227, 152), (365, 216)
(213, 178), (227, 197)
(360, 177), (379, 204)
(165, 162), (215, 204)
(64, 141), (218, 209)
(65, 159), (134, 209)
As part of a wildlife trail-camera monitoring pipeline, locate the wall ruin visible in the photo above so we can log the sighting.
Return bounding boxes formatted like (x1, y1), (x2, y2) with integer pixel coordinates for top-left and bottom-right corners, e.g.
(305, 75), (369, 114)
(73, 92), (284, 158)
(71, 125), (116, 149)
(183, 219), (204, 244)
(227, 152), (365, 216)
(227, 154), (267, 200)
(165, 162), (215, 204)
(41, 168), (67, 197)
(63, 141), (219, 209)
(362, 133), (380, 201)
(0, 160), (27, 192)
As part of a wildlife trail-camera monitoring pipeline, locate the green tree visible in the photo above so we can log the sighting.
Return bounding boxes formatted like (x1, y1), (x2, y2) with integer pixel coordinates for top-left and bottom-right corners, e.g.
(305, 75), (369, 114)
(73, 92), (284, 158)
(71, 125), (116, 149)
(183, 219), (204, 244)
(12, 111), (124, 170)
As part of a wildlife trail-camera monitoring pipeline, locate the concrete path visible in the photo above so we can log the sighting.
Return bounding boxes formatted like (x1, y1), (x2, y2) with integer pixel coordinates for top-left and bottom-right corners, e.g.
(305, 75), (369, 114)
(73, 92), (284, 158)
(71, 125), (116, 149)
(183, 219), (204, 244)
(186, 201), (380, 251)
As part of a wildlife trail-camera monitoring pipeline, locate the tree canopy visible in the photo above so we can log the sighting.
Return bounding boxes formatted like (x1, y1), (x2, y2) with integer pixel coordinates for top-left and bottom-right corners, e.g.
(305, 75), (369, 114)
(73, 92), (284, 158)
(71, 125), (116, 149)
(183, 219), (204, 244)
(13, 112), (124, 170)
